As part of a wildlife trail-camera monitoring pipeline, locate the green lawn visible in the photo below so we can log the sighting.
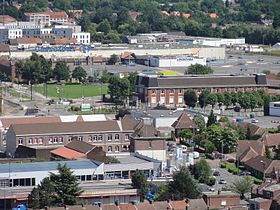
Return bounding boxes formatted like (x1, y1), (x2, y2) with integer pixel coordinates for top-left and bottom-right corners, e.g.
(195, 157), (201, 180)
(33, 83), (108, 99)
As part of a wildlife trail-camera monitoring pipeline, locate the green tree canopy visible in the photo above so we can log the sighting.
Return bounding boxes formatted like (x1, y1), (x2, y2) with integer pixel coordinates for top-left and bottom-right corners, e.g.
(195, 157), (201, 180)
(53, 61), (70, 82)
(193, 114), (206, 130)
(168, 167), (201, 199)
(107, 54), (120, 65)
(207, 94), (217, 109)
(192, 159), (211, 184)
(198, 90), (210, 109)
(50, 163), (83, 205)
(184, 89), (197, 108)
(186, 64), (214, 75)
(131, 169), (149, 201)
(231, 176), (253, 199)
(72, 66), (87, 82)
(207, 110), (217, 127)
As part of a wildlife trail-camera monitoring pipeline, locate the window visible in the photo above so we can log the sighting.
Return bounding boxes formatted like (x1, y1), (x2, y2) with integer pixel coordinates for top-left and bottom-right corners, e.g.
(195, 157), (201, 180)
(179, 89), (183, 94)
(216, 88), (220, 93)
(68, 136), (72, 142)
(170, 89), (174, 93)
(49, 137), (53, 144)
(58, 137), (63, 143)
(53, 137), (58, 144)
(38, 138), (43, 144)
(18, 138), (23, 145)
(152, 89), (156, 94)
(234, 87), (238, 93)
(244, 87), (247, 92)
(161, 89), (165, 94)
(98, 135), (103, 141)
(78, 136), (83, 141)
(93, 135), (97, 142)
(108, 146), (112, 152)
(89, 135), (93, 142)
(28, 138), (33, 144)
(149, 141), (152, 148)
(115, 146), (120, 152)
(107, 134), (112, 141)
(170, 96), (174, 104)
(178, 97), (183, 104)
(115, 134), (119, 141)
(33, 138), (38, 144)
(151, 97), (156, 104)
(125, 134), (130, 141)
(226, 87), (230, 92)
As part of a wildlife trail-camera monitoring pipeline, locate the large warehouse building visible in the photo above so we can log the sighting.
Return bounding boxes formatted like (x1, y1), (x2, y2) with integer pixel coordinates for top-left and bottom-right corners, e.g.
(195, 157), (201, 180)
(149, 56), (206, 67)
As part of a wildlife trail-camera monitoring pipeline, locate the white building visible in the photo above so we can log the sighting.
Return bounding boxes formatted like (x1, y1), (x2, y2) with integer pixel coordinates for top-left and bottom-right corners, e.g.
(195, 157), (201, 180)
(269, 102), (280, 116)
(194, 37), (245, 47)
(72, 32), (91, 44)
(8, 29), (22, 39)
(149, 56), (206, 67)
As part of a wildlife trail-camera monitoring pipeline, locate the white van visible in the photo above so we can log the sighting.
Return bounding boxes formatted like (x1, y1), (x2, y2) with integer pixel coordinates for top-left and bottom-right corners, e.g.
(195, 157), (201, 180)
(193, 151), (199, 159)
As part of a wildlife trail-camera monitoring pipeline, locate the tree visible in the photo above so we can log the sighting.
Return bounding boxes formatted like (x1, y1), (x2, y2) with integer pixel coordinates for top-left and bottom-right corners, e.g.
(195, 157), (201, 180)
(72, 66), (87, 83)
(230, 92), (238, 105)
(239, 93), (251, 112)
(50, 163), (83, 205)
(107, 54), (119, 65)
(231, 176), (253, 199)
(97, 19), (111, 34)
(223, 92), (232, 108)
(108, 76), (131, 103)
(274, 145), (280, 160)
(100, 69), (111, 83)
(184, 89), (197, 108)
(186, 64), (213, 75)
(131, 169), (149, 201)
(53, 61), (70, 82)
(216, 92), (224, 108)
(28, 178), (55, 209)
(207, 110), (217, 127)
(193, 114), (206, 130)
(265, 146), (271, 159)
(221, 127), (239, 153)
(168, 167), (201, 199)
(179, 129), (193, 143)
(273, 14), (280, 28)
(192, 159), (211, 184)
(207, 94), (217, 109)
(198, 90), (210, 109)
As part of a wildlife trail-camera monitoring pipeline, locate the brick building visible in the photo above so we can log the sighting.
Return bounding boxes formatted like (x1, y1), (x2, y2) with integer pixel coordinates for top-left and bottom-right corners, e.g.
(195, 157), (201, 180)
(203, 191), (241, 209)
(6, 118), (137, 155)
(135, 74), (268, 107)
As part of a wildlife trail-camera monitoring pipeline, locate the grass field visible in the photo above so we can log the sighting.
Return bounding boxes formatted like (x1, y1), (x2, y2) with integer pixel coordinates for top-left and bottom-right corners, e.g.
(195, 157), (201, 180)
(33, 83), (108, 99)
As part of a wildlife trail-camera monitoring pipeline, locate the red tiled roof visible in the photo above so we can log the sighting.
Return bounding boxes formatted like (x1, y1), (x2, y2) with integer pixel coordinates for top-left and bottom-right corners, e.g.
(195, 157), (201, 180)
(171, 112), (197, 129)
(237, 140), (265, 163)
(262, 133), (280, 147)
(0, 15), (16, 23)
(15, 37), (42, 44)
(51, 147), (85, 160)
(119, 203), (137, 210)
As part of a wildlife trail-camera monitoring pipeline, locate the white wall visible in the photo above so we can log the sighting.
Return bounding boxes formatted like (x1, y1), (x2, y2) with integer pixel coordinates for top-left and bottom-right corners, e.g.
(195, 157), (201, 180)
(8, 29), (22, 39)
(136, 150), (166, 167)
(72, 32), (91, 44)
(150, 56), (206, 67)
(269, 102), (280, 116)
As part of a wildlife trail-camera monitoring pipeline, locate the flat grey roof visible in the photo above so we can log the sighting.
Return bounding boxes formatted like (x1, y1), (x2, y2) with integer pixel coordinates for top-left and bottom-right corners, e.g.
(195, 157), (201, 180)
(108, 154), (150, 164)
(0, 160), (99, 174)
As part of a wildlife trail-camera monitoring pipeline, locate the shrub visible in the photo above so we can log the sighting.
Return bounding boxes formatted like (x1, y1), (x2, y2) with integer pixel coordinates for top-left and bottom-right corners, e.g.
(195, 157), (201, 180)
(205, 153), (214, 160)
(221, 163), (226, 168)
(253, 178), (263, 185)
(239, 166), (245, 170)
(207, 177), (216, 186)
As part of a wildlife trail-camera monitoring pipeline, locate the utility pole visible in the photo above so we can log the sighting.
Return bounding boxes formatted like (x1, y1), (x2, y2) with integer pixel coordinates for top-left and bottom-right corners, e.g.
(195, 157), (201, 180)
(0, 82), (3, 115)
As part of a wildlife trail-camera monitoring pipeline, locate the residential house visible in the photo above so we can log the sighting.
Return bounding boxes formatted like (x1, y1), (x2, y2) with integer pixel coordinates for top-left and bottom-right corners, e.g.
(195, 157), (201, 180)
(50, 139), (106, 162)
(0, 15), (16, 23)
(262, 133), (280, 150)
(244, 155), (280, 179)
(171, 112), (197, 140)
(203, 191), (242, 209)
(249, 197), (272, 210)
(135, 74), (268, 107)
(130, 122), (166, 168)
(6, 118), (137, 155)
(121, 52), (136, 65)
(237, 140), (265, 164)
(24, 11), (68, 26)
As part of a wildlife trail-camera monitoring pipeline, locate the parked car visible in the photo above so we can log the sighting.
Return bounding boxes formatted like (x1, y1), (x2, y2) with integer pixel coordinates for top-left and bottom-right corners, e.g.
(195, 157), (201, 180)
(219, 179), (227, 184)
(251, 119), (259, 123)
(240, 171), (251, 176)
(213, 171), (220, 176)
(207, 187), (215, 192)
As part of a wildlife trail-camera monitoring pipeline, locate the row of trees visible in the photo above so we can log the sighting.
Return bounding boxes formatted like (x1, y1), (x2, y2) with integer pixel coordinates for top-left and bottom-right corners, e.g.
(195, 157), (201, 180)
(28, 164), (83, 208)
(184, 89), (268, 112)
(16, 53), (88, 98)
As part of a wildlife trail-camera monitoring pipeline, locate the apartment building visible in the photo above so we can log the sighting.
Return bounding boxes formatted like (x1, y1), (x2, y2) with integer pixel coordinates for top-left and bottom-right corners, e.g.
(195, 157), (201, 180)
(6, 118), (137, 155)
(72, 32), (91, 44)
(135, 74), (268, 107)
(24, 11), (68, 26)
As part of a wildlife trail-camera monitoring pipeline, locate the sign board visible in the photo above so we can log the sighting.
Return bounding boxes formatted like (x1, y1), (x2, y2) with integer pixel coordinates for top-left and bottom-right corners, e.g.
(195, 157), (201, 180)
(176, 57), (194, 61)
(81, 103), (91, 112)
